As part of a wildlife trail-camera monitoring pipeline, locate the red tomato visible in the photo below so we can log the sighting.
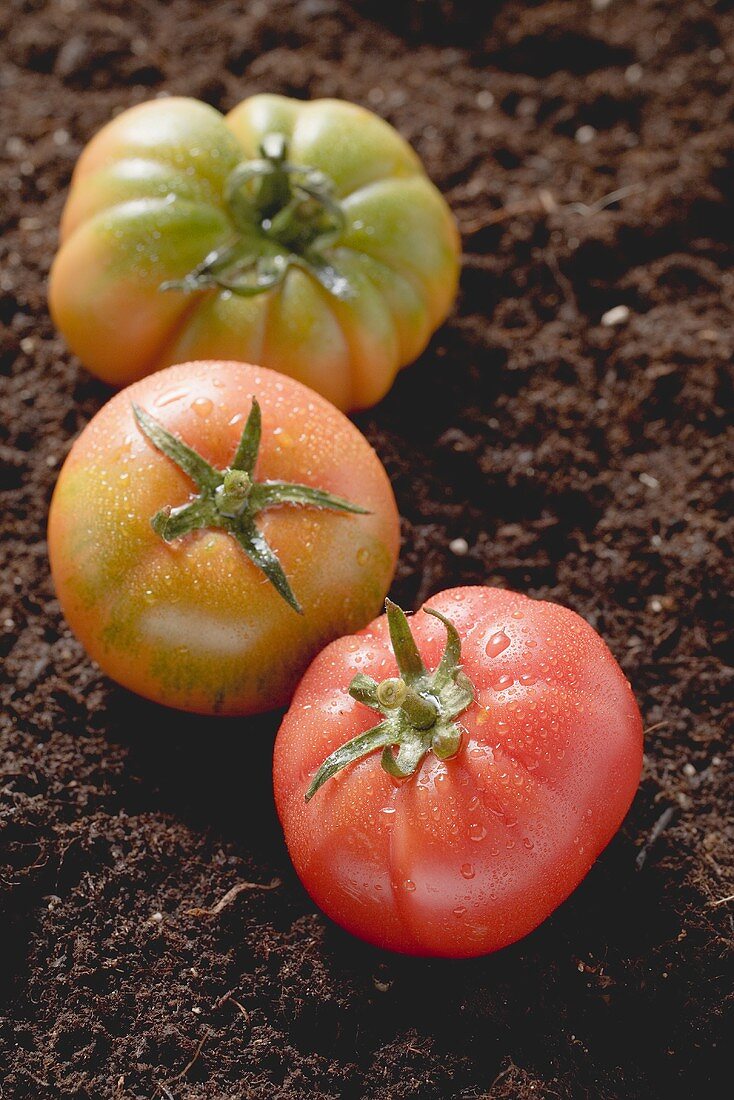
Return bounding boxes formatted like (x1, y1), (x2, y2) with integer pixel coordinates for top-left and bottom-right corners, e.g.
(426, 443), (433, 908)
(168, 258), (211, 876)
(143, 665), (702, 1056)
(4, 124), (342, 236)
(274, 587), (643, 956)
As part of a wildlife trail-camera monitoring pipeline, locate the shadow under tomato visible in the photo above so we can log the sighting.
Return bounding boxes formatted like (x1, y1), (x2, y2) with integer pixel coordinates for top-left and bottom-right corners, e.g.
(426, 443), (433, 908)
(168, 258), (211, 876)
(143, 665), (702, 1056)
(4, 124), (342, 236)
(281, 827), (717, 1094)
(101, 683), (285, 861)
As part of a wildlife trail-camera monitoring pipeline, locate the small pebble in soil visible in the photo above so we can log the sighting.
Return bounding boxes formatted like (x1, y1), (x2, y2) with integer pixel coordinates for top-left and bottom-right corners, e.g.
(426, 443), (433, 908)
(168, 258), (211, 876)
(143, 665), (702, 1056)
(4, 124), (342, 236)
(449, 538), (469, 556)
(601, 304), (630, 326)
(575, 125), (596, 145)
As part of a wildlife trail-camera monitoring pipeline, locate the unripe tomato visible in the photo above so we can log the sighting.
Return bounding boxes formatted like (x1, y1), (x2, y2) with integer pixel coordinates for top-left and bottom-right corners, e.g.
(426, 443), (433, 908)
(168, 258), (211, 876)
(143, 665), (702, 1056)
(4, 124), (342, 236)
(49, 95), (460, 411)
(274, 588), (643, 956)
(48, 361), (399, 715)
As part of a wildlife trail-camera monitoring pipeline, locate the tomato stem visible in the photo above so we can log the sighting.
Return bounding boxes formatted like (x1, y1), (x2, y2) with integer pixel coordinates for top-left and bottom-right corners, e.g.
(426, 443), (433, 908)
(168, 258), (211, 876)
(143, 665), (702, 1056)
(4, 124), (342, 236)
(305, 601), (475, 801)
(159, 135), (354, 302)
(215, 469), (252, 517)
(132, 399), (368, 614)
(376, 678), (407, 709)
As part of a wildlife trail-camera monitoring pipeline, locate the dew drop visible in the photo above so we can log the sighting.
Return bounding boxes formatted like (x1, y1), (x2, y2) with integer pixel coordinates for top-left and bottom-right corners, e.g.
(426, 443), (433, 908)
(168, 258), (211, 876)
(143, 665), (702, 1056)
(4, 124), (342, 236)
(402, 879), (416, 892)
(192, 396), (213, 418)
(460, 863), (475, 879)
(468, 823), (486, 842)
(492, 674), (514, 692)
(273, 427), (294, 448)
(485, 630), (510, 658)
(453, 906), (467, 917)
(155, 387), (189, 408)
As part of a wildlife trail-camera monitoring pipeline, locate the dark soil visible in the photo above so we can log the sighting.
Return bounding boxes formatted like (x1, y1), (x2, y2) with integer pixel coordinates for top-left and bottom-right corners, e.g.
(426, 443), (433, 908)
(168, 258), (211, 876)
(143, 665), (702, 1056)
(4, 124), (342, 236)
(1, 1), (732, 1097)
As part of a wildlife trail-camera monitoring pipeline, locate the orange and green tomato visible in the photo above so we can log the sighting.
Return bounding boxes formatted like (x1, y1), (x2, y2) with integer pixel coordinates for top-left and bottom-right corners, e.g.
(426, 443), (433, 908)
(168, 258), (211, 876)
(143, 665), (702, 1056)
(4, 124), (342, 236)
(48, 360), (400, 715)
(49, 95), (460, 411)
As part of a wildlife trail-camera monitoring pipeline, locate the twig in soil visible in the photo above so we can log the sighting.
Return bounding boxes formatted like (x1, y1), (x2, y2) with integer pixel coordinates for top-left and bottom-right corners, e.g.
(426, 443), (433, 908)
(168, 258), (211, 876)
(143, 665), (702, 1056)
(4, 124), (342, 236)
(636, 805), (678, 870)
(709, 893), (734, 908)
(489, 1059), (517, 1090)
(564, 182), (644, 217)
(458, 181), (644, 236)
(643, 721), (669, 735)
(156, 1029), (209, 1094)
(459, 190), (557, 233)
(215, 989), (250, 1020)
(544, 249), (578, 312)
(185, 877), (280, 917)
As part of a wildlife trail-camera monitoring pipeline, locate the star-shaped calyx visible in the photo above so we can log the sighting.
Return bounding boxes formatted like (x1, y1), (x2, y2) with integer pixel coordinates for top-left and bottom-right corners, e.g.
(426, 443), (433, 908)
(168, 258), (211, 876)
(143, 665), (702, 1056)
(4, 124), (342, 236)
(305, 599), (475, 800)
(133, 399), (368, 614)
(160, 133), (354, 303)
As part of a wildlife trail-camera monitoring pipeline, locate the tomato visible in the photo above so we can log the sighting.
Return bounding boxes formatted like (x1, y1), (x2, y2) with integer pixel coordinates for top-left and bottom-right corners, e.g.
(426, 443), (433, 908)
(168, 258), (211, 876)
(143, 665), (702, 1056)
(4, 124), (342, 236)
(48, 360), (399, 715)
(49, 94), (460, 411)
(273, 587), (643, 956)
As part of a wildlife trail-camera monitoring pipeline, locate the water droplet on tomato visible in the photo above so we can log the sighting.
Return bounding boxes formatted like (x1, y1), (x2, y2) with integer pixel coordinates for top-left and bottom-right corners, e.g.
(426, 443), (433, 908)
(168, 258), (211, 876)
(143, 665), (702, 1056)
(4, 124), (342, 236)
(155, 387), (189, 407)
(402, 879), (416, 892)
(485, 630), (510, 658)
(468, 823), (486, 842)
(273, 427), (294, 448)
(453, 905), (467, 917)
(192, 396), (213, 418)
(491, 674), (513, 691)
(460, 863), (475, 879)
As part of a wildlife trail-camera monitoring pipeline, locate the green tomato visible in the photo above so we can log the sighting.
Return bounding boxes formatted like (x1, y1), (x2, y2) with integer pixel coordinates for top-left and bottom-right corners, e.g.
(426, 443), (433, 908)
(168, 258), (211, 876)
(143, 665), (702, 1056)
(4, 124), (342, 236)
(50, 95), (460, 410)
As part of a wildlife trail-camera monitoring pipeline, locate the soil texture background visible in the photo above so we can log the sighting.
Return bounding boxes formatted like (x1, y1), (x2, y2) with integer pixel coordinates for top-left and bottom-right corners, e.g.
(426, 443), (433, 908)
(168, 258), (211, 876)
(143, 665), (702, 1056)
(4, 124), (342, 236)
(1, 1), (732, 1097)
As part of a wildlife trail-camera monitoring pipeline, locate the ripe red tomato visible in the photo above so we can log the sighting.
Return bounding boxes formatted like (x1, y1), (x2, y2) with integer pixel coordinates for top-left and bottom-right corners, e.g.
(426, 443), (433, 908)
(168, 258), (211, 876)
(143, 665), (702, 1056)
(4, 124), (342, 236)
(274, 587), (643, 956)
(48, 360), (399, 715)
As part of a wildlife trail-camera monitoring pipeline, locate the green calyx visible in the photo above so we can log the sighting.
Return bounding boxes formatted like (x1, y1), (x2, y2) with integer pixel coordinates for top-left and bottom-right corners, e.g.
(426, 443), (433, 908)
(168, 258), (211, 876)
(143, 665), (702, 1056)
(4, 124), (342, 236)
(133, 399), (368, 614)
(305, 599), (475, 801)
(160, 133), (353, 302)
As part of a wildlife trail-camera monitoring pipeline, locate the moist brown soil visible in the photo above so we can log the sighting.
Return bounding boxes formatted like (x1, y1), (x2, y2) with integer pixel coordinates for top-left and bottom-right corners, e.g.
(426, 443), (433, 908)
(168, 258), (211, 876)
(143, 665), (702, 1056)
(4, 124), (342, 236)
(1, 1), (732, 1097)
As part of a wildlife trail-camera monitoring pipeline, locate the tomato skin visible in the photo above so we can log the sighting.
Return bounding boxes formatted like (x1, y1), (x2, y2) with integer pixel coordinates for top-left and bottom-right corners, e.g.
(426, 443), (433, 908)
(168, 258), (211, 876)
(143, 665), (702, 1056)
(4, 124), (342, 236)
(48, 361), (399, 716)
(273, 587), (643, 956)
(49, 95), (460, 411)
